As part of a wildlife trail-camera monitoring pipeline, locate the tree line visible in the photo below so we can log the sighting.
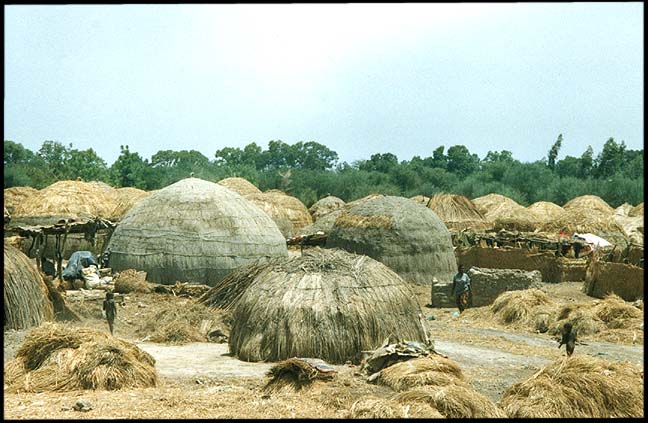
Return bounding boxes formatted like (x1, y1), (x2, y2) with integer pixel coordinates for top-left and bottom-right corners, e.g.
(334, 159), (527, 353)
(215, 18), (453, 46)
(3, 135), (643, 208)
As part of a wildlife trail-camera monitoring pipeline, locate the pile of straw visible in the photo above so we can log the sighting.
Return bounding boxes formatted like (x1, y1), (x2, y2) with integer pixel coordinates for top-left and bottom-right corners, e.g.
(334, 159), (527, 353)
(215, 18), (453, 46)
(500, 355), (643, 417)
(263, 358), (336, 392)
(614, 203), (634, 217)
(326, 195), (457, 286)
(527, 201), (565, 223)
(107, 178), (287, 286)
(426, 193), (491, 232)
(108, 187), (151, 221)
(4, 241), (55, 330)
(395, 385), (506, 418)
(563, 195), (614, 215)
(4, 186), (39, 214)
(473, 193), (538, 231)
(308, 195), (345, 221)
(409, 195), (431, 206)
(377, 355), (464, 392)
(113, 269), (151, 293)
(228, 248), (429, 363)
(348, 397), (443, 418)
(629, 202), (643, 217)
(4, 323), (157, 393)
(541, 208), (628, 246)
(217, 177), (262, 196)
(489, 289), (557, 331)
(472, 193), (519, 216)
(244, 190), (313, 238)
(613, 214), (644, 244)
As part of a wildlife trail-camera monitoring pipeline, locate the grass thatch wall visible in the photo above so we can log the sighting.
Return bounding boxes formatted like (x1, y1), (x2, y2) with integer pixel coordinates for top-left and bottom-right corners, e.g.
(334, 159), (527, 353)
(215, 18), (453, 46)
(426, 193), (491, 232)
(244, 190), (313, 238)
(584, 260), (644, 301)
(107, 177), (288, 286)
(308, 196), (345, 222)
(527, 201), (565, 223)
(563, 195), (614, 215)
(217, 177), (262, 197)
(326, 195), (457, 286)
(541, 208), (628, 246)
(228, 248), (429, 364)
(108, 187), (151, 221)
(4, 186), (39, 215)
(4, 241), (54, 330)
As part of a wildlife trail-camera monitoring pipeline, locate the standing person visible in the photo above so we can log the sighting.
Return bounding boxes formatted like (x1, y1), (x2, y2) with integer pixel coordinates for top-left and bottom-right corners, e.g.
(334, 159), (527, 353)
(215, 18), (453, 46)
(102, 290), (117, 335)
(451, 264), (472, 314)
(558, 322), (577, 356)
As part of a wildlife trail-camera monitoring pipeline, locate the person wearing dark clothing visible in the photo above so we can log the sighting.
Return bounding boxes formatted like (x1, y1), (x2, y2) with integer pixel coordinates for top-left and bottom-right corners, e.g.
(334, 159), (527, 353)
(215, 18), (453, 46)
(102, 290), (117, 335)
(558, 322), (577, 356)
(451, 264), (472, 314)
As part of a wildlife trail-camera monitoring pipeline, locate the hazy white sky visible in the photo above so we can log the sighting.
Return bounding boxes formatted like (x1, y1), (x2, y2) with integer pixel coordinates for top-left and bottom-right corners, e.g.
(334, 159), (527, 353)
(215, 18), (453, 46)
(4, 3), (644, 166)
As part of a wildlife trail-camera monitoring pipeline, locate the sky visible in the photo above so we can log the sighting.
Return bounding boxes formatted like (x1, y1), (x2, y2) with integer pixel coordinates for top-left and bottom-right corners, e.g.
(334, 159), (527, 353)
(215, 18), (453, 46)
(4, 3), (644, 167)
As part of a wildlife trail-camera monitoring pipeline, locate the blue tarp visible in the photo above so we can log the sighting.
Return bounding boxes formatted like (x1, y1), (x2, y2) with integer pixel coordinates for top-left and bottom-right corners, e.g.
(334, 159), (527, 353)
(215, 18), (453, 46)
(62, 251), (99, 280)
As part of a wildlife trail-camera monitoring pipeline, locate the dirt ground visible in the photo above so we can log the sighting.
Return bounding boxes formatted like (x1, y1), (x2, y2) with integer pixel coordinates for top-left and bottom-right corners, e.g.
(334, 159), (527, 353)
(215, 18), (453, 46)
(3, 281), (644, 419)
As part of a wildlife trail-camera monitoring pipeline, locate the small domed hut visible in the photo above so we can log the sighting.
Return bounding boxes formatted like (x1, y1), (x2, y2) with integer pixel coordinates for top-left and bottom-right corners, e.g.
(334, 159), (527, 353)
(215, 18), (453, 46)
(244, 190), (313, 238)
(217, 177), (262, 197)
(308, 196), (346, 222)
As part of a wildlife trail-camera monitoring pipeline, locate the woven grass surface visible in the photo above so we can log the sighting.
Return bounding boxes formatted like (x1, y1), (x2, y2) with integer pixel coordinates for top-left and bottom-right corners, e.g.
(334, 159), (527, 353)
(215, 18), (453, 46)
(107, 177), (288, 286)
(4, 241), (55, 330)
(541, 208), (628, 245)
(4, 186), (39, 214)
(217, 177), (262, 196)
(244, 190), (312, 238)
(628, 202), (643, 217)
(228, 248), (429, 364)
(527, 201), (565, 223)
(326, 195), (457, 286)
(308, 195), (345, 221)
(563, 195), (615, 215)
(4, 323), (157, 393)
(426, 193), (490, 232)
(500, 355), (643, 417)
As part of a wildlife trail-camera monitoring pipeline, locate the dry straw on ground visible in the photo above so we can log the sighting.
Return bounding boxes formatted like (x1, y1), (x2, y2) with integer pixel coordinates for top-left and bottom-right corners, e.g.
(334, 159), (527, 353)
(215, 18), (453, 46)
(244, 189), (313, 238)
(228, 248), (429, 363)
(4, 241), (55, 330)
(426, 193), (491, 232)
(4, 186), (39, 214)
(377, 355), (464, 392)
(217, 177), (262, 196)
(541, 208), (628, 245)
(348, 397), (443, 418)
(395, 384), (507, 418)
(4, 323), (157, 393)
(487, 288), (558, 333)
(326, 195), (457, 286)
(263, 358), (336, 392)
(107, 178), (287, 286)
(500, 355), (643, 417)
(113, 269), (151, 294)
(308, 195), (345, 221)
(563, 195), (615, 215)
(527, 201), (565, 223)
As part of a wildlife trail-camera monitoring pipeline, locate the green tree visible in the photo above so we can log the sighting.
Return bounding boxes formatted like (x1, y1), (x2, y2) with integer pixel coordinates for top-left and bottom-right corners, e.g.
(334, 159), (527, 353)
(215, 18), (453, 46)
(446, 145), (479, 177)
(109, 145), (151, 189)
(547, 134), (563, 171)
(594, 138), (626, 178)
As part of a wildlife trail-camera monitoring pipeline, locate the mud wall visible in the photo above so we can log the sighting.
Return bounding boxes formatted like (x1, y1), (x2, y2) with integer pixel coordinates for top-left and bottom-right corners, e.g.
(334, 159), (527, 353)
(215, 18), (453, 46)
(584, 261), (644, 301)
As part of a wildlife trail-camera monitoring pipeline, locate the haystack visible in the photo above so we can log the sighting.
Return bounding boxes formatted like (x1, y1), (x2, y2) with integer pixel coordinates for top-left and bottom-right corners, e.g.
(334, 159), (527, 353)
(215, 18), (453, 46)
(244, 190), (313, 238)
(409, 195), (431, 206)
(472, 193), (538, 231)
(11, 180), (116, 220)
(563, 195), (614, 215)
(541, 208), (628, 246)
(376, 355), (464, 392)
(4, 186), (39, 214)
(394, 385), (506, 418)
(426, 193), (491, 232)
(472, 193), (519, 216)
(326, 195), (457, 285)
(500, 355), (643, 417)
(228, 248), (429, 364)
(489, 289), (557, 332)
(4, 323), (157, 393)
(113, 269), (151, 294)
(107, 178), (288, 286)
(629, 202), (643, 217)
(4, 241), (55, 330)
(217, 177), (262, 197)
(308, 195), (345, 221)
(527, 201), (565, 223)
(4, 206), (10, 224)
(108, 187), (151, 221)
(348, 397), (443, 418)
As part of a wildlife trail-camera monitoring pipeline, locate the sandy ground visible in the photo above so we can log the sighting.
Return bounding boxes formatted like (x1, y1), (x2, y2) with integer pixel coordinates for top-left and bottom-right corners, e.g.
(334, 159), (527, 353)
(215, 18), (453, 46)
(3, 281), (644, 418)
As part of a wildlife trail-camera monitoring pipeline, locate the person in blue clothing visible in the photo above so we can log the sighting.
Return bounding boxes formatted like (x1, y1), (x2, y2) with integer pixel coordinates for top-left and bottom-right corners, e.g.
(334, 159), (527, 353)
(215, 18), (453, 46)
(451, 264), (472, 314)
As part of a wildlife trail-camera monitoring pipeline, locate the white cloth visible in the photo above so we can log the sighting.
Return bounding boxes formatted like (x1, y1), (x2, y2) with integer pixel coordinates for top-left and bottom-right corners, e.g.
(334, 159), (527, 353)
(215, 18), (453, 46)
(573, 233), (612, 250)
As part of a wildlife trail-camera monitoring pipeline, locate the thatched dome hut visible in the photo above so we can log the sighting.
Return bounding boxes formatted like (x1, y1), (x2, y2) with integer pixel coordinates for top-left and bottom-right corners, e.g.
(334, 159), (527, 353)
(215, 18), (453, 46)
(298, 209), (344, 236)
(410, 195), (431, 206)
(217, 177), (262, 197)
(4, 241), (54, 330)
(629, 202), (643, 218)
(227, 248), (429, 363)
(308, 196), (345, 221)
(541, 209), (628, 246)
(107, 178), (288, 286)
(527, 201), (565, 224)
(614, 203), (634, 217)
(426, 193), (491, 232)
(108, 187), (152, 221)
(244, 190), (313, 238)
(4, 186), (39, 215)
(326, 195), (456, 285)
(563, 195), (614, 215)
(472, 193), (518, 216)
(473, 194), (537, 232)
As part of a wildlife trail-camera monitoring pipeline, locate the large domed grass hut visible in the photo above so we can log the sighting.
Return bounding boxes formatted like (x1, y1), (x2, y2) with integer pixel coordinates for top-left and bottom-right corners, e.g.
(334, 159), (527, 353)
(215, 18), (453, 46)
(326, 195), (457, 285)
(308, 195), (345, 222)
(563, 195), (614, 215)
(527, 201), (565, 224)
(108, 187), (152, 222)
(426, 193), (491, 232)
(4, 241), (54, 330)
(217, 177), (262, 197)
(4, 186), (39, 215)
(244, 190), (313, 238)
(227, 248), (430, 363)
(107, 178), (288, 286)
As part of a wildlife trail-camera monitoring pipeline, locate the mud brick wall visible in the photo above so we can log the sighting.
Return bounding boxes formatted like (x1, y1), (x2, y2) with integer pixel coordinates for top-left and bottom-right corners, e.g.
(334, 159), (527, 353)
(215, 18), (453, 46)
(584, 262), (644, 301)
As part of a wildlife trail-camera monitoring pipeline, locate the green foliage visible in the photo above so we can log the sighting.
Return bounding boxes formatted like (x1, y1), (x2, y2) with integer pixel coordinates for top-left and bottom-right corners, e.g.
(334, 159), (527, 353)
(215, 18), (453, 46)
(547, 133), (563, 171)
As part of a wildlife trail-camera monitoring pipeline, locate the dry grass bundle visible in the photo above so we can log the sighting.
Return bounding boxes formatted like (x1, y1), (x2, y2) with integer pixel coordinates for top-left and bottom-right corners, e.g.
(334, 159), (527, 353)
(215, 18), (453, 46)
(4, 323), (157, 393)
(563, 195), (615, 215)
(4, 241), (55, 330)
(263, 358), (336, 392)
(490, 289), (557, 330)
(228, 248), (429, 363)
(348, 397), (443, 418)
(527, 201), (565, 223)
(395, 384), (506, 418)
(108, 187), (151, 221)
(147, 321), (205, 344)
(113, 269), (151, 293)
(427, 193), (491, 232)
(4, 186), (39, 214)
(629, 202), (643, 217)
(541, 208), (628, 246)
(308, 195), (345, 221)
(107, 178), (287, 286)
(244, 190), (313, 238)
(377, 355), (464, 392)
(217, 177), (262, 196)
(12, 180), (116, 219)
(472, 193), (519, 216)
(409, 195), (431, 206)
(500, 355), (643, 417)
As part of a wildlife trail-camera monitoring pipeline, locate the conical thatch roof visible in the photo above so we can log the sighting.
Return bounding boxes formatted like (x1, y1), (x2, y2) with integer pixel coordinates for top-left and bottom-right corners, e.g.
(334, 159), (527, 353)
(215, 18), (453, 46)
(563, 195), (614, 215)
(107, 178), (288, 286)
(541, 209), (628, 246)
(410, 195), (431, 206)
(244, 190), (313, 238)
(426, 193), (491, 232)
(108, 187), (152, 221)
(4, 241), (54, 330)
(326, 195), (456, 285)
(4, 186), (39, 214)
(472, 193), (518, 216)
(527, 201), (565, 223)
(12, 180), (116, 221)
(308, 196), (345, 222)
(473, 194), (537, 232)
(226, 248), (429, 363)
(298, 209), (344, 236)
(217, 177), (262, 197)
(629, 202), (643, 217)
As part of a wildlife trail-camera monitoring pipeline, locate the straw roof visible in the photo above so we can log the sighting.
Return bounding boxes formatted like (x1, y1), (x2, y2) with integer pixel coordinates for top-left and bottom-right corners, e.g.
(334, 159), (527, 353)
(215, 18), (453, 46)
(298, 209), (344, 236)
(527, 201), (565, 223)
(473, 194), (538, 231)
(244, 190), (313, 238)
(11, 180), (116, 220)
(227, 248), (429, 364)
(108, 187), (152, 221)
(426, 193), (491, 232)
(107, 177), (288, 286)
(88, 180), (116, 193)
(614, 203), (633, 217)
(541, 208), (628, 246)
(4, 186), (39, 214)
(409, 195), (431, 206)
(308, 196), (345, 222)
(629, 202), (643, 217)
(563, 195), (614, 215)
(217, 177), (262, 197)
(4, 241), (55, 330)
(613, 214), (644, 245)
(326, 195), (456, 285)
(472, 193), (519, 216)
